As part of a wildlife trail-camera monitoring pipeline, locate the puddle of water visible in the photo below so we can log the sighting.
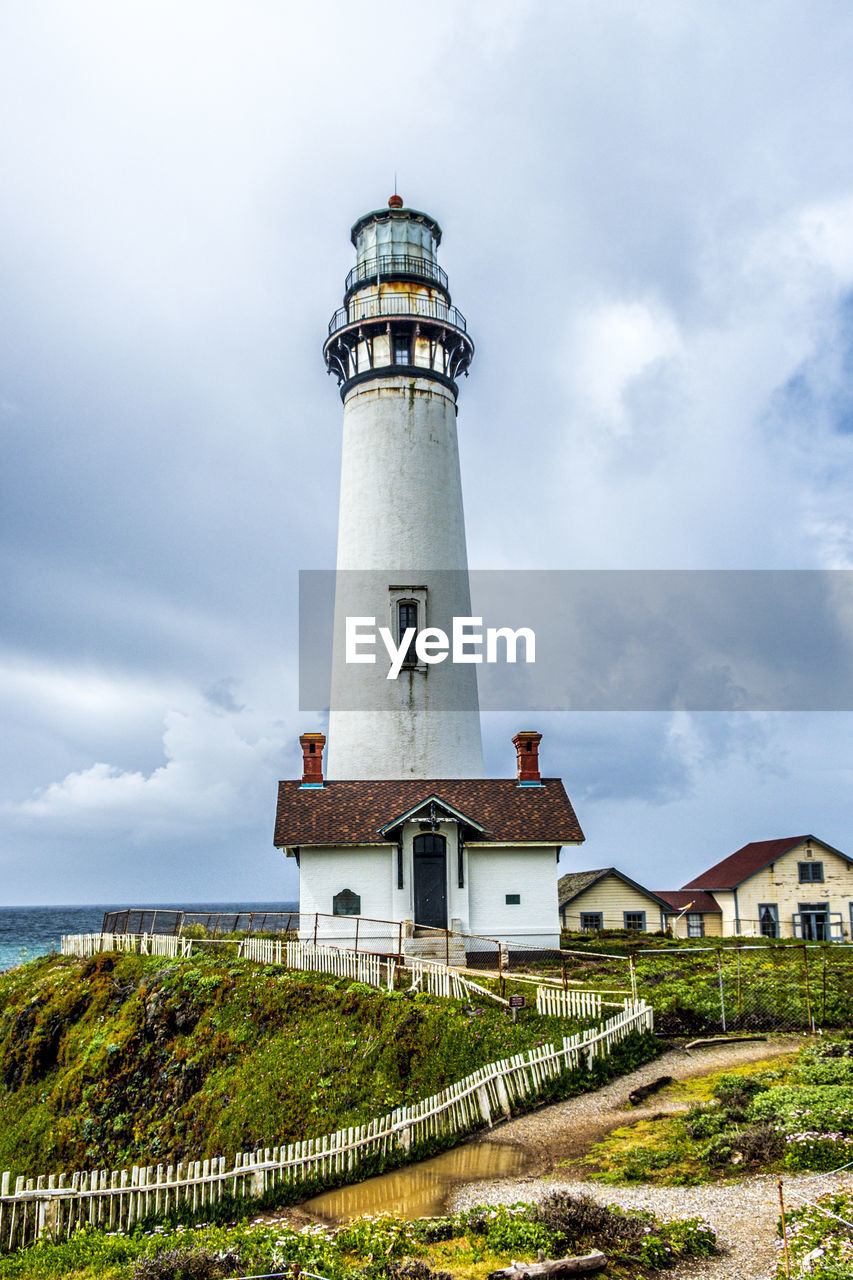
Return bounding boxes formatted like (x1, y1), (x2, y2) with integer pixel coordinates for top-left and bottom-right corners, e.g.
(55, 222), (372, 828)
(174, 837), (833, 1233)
(304, 1141), (531, 1222)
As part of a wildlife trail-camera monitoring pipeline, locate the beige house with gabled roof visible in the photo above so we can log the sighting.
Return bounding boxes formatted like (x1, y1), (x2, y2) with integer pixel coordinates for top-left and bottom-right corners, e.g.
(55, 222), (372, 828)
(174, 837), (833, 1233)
(558, 868), (672, 934)
(682, 834), (853, 939)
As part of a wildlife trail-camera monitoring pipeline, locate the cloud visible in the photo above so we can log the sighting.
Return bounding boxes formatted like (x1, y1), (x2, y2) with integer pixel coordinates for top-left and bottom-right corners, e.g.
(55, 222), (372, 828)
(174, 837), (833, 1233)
(5, 695), (288, 841)
(569, 299), (683, 437)
(1, 1), (853, 901)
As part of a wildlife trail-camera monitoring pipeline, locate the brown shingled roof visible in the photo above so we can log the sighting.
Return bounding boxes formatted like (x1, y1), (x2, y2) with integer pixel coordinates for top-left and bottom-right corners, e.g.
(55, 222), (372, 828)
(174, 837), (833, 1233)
(681, 835), (845, 891)
(655, 890), (722, 914)
(274, 778), (584, 849)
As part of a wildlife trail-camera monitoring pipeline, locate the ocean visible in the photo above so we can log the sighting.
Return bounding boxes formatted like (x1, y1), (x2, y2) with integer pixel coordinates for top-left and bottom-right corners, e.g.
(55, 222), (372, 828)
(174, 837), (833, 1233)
(0, 903), (299, 971)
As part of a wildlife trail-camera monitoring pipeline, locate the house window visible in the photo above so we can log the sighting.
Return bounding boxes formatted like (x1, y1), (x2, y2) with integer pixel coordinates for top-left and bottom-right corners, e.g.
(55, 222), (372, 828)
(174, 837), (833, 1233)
(397, 600), (419, 667)
(623, 911), (646, 932)
(580, 912), (603, 932)
(799, 861), (824, 883)
(505, 893), (521, 905)
(759, 903), (779, 938)
(686, 913), (704, 938)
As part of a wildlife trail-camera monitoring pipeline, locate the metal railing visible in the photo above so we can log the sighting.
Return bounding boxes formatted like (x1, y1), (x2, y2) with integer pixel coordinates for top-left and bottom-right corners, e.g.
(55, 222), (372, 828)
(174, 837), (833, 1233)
(345, 253), (448, 294)
(101, 908), (299, 937)
(327, 292), (468, 338)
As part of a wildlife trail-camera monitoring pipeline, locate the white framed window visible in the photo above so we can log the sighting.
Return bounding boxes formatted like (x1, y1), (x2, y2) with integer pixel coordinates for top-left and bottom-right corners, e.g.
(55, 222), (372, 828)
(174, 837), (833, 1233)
(759, 903), (779, 938)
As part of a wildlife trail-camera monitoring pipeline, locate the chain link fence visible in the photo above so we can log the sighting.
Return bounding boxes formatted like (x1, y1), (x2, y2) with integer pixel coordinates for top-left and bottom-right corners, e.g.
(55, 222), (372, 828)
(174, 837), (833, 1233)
(634, 943), (853, 1033)
(100, 910), (851, 1032)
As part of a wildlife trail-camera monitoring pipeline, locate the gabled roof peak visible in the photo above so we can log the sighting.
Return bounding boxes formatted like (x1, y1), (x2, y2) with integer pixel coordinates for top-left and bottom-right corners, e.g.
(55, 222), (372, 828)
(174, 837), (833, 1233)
(682, 835), (846, 891)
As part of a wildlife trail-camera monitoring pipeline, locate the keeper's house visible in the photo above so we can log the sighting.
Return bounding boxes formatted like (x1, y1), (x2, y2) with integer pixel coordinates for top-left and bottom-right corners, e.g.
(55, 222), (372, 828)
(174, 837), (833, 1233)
(274, 731), (584, 950)
(682, 835), (853, 940)
(558, 869), (724, 938)
(558, 868), (672, 935)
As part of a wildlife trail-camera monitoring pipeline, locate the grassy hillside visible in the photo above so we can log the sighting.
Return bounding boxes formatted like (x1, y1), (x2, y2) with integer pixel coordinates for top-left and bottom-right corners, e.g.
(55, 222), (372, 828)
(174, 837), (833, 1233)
(0, 951), (656, 1178)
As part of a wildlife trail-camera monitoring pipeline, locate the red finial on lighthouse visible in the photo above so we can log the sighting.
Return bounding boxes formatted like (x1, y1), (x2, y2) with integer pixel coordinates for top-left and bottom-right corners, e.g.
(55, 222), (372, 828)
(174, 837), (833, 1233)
(388, 194), (403, 208)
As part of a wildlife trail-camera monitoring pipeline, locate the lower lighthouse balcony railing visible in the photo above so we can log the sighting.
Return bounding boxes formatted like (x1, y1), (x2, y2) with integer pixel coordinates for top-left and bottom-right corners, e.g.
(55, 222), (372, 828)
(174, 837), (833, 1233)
(327, 292), (468, 338)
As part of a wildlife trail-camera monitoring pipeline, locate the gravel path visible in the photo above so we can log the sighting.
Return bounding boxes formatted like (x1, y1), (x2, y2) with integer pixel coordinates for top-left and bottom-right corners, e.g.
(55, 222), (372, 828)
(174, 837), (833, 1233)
(447, 1037), (845, 1279)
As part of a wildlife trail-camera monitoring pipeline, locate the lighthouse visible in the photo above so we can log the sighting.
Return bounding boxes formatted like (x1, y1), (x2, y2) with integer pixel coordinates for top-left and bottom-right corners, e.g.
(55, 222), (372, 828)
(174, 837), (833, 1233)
(274, 198), (583, 948)
(322, 195), (483, 780)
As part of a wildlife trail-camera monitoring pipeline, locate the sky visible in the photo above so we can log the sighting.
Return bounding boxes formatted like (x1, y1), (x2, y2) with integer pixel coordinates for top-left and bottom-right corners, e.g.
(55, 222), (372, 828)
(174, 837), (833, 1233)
(2, 0), (853, 905)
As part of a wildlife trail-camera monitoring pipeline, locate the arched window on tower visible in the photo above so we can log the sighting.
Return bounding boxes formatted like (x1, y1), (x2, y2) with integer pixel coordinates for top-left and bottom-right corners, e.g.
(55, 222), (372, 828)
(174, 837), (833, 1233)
(398, 600), (419, 668)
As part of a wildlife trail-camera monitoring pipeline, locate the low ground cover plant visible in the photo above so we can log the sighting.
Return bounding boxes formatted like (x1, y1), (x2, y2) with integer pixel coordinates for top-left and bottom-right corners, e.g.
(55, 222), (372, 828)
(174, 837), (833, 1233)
(588, 1036), (853, 1184)
(0, 1195), (717, 1279)
(773, 1187), (853, 1279)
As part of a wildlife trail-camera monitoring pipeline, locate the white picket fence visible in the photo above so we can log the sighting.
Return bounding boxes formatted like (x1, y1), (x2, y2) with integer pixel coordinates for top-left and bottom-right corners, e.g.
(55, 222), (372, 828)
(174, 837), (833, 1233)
(408, 958), (510, 1006)
(536, 984), (603, 1020)
(0, 1000), (653, 1251)
(282, 941), (383, 988)
(63, 935), (622, 1023)
(61, 933), (192, 960)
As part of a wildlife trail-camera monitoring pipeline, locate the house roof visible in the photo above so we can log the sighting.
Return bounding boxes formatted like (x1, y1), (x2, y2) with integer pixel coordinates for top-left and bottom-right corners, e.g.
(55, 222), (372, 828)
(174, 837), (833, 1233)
(655, 890), (722, 914)
(681, 835), (847, 891)
(557, 867), (672, 912)
(274, 778), (584, 849)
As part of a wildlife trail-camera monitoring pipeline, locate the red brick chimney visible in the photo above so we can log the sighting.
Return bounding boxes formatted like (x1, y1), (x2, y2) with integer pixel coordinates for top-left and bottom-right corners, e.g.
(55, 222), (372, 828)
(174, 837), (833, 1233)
(513, 731), (543, 784)
(299, 733), (326, 787)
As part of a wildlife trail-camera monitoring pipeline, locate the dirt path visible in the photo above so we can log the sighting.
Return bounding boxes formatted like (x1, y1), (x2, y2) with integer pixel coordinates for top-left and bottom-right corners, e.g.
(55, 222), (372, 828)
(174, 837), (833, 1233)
(472, 1035), (802, 1172)
(446, 1036), (842, 1280)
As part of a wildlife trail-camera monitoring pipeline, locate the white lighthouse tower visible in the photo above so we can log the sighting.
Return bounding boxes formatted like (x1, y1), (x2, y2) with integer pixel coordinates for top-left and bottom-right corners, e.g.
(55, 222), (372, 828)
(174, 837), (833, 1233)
(275, 198), (584, 944)
(323, 196), (484, 780)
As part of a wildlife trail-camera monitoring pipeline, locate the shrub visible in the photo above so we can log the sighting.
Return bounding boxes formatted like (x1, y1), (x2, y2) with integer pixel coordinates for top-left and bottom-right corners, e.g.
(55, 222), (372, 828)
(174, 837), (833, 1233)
(685, 1106), (727, 1139)
(474, 1205), (553, 1255)
(703, 1123), (784, 1168)
(133, 1247), (243, 1280)
(713, 1073), (767, 1119)
(750, 1085), (853, 1134)
(535, 1192), (645, 1249)
(783, 1130), (853, 1172)
(797, 1059), (853, 1086)
(389, 1262), (451, 1280)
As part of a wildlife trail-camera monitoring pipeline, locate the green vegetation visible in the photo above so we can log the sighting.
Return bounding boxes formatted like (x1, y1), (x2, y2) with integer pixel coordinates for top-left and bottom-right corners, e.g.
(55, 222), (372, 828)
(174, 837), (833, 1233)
(584, 1054), (795, 1185)
(0, 953), (657, 1179)
(587, 1036), (853, 1184)
(774, 1188), (853, 1279)
(558, 932), (853, 1032)
(0, 1195), (717, 1279)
